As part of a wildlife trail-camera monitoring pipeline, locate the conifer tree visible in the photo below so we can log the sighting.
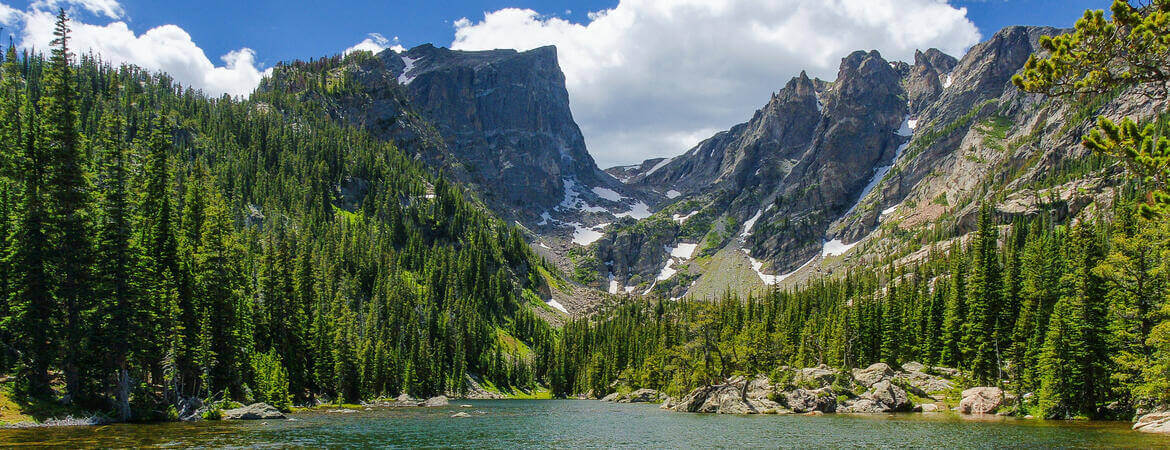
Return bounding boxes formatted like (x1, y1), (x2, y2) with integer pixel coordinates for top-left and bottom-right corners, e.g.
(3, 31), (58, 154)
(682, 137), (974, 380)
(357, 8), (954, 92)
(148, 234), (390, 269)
(92, 109), (134, 419)
(5, 65), (54, 399)
(41, 8), (93, 403)
(940, 253), (967, 367)
(965, 204), (1003, 383)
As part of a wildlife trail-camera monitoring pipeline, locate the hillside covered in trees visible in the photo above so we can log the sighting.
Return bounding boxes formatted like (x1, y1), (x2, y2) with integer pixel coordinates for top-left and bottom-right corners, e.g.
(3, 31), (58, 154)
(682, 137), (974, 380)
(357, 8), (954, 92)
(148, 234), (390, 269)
(0, 11), (559, 420)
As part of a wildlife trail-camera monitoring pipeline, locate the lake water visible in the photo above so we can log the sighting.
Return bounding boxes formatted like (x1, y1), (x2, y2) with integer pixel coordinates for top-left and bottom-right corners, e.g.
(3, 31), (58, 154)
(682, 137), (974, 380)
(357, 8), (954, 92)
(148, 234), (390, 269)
(2, 400), (1169, 448)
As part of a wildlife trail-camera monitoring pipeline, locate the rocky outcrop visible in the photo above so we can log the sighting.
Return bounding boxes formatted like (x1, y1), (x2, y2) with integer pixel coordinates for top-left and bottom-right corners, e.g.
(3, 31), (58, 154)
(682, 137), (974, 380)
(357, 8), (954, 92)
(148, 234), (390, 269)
(893, 362), (954, 395)
(618, 389), (662, 403)
(783, 388), (837, 413)
(670, 376), (780, 414)
(958, 387), (1007, 414)
(423, 396), (449, 407)
(1134, 411), (1170, 434)
(839, 380), (912, 413)
(851, 363), (896, 388)
(794, 365), (838, 387)
(905, 48), (958, 115)
(222, 403), (286, 420)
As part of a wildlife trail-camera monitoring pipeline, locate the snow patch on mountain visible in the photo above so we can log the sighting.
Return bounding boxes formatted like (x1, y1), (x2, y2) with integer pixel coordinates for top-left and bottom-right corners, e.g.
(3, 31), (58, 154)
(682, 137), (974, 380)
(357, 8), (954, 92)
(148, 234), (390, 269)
(615, 201), (652, 219)
(546, 298), (568, 314)
(592, 186), (624, 202)
(398, 55), (419, 85)
(741, 209), (763, 238)
(822, 238), (858, 257)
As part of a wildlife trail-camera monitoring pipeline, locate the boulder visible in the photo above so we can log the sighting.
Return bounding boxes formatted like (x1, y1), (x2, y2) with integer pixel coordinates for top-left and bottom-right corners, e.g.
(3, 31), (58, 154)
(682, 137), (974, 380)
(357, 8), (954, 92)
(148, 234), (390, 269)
(921, 403), (944, 413)
(660, 397), (677, 409)
(451, 412), (472, 418)
(783, 388), (837, 413)
(851, 363), (895, 388)
(867, 381), (912, 412)
(620, 388), (661, 403)
(838, 399), (887, 414)
(901, 361), (925, 372)
(222, 403), (286, 420)
(600, 392), (621, 402)
(839, 380), (911, 413)
(394, 393), (422, 406)
(672, 380), (758, 414)
(795, 366), (837, 387)
(895, 371), (953, 395)
(958, 387), (1004, 414)
(1134, 411), (1170, 434)
(424, 396), (449, 407)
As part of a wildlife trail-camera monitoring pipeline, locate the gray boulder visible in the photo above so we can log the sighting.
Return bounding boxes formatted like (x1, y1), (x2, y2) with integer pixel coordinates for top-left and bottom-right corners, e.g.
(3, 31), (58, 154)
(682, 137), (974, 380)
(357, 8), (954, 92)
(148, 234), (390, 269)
(851, 363), (895, 388)
(795, 366), (837, 388)
(671, 377), (777, 414)
(895, 370), (953, 395)
(619, 388), (661, 403)
(600, 392), (621, 402)
(958, 387), (1004, 414)
(783, 388), (837, 413)
(1134, 411), (1170, 434)
(839, 380), (911, 413)
(424, 396), (449, 407)
(222, 403), (286, 420)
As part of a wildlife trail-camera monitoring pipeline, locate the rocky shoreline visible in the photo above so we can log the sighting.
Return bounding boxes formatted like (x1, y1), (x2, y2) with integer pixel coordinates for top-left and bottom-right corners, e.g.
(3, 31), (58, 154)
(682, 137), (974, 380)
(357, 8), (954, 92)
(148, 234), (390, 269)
(598, 361), (1166, 434)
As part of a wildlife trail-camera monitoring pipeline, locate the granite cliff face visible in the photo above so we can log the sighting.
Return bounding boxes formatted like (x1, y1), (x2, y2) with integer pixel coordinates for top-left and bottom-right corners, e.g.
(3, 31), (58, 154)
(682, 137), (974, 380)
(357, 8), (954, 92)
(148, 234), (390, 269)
(266, 44), (650, 234)
(587, 25), (1158, 300)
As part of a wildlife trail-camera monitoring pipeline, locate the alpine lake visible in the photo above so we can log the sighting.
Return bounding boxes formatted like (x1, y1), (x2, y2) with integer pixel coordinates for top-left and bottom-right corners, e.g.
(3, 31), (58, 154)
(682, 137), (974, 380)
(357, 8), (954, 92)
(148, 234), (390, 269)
(3, 399), (1170, 448)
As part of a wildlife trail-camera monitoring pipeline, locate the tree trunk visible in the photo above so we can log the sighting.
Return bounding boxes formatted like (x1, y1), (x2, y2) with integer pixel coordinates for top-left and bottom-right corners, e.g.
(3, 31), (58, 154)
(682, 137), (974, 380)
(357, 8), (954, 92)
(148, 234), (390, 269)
(116, 365), (131, 421)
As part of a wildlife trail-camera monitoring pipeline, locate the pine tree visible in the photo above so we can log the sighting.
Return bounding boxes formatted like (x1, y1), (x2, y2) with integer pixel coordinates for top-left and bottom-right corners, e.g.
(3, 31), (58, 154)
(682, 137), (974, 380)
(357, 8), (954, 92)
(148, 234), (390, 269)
(92, 109), (134, 419)
(133, 115), (180, 391)
(195, 187), (245, 399)
(5, 66), (54, 399)
(965, 204), (1002, 384)
(41, 8), (93, 404)
(940, 252), (967, 367)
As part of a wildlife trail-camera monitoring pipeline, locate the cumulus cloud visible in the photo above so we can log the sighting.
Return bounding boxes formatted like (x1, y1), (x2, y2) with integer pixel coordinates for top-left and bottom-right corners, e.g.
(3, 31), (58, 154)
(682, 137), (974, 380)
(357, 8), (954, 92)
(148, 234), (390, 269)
(345, 32), (406, 56)
(3, 0), (267, 97)
(0, 3), (20, 25)
(31, 0), (123, 19)
(452, 0), (982, 167)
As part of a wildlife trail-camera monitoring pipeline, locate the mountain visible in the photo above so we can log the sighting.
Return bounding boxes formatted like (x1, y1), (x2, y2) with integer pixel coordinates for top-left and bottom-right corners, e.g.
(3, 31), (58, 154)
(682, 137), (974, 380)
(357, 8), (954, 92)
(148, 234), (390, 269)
(584, 25), (1164, 300)
(262, 45), (654, 245)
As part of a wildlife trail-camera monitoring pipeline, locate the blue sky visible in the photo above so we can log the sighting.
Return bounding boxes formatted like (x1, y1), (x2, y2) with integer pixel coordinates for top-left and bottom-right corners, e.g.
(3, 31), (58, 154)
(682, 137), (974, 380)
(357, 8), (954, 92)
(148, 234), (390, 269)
(0, 0), (1114, 166)
(1, 0), (1103, 68)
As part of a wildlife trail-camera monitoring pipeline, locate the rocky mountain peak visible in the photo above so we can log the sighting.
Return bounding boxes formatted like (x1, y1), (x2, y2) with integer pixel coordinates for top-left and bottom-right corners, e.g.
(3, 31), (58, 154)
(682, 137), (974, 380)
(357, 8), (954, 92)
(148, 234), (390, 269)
(906, 48), (958, 114)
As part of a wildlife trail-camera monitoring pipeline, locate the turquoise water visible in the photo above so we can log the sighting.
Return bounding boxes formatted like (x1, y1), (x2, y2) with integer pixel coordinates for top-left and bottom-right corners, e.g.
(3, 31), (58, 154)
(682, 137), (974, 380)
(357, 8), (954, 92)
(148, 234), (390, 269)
(2, 400), (1168, 448)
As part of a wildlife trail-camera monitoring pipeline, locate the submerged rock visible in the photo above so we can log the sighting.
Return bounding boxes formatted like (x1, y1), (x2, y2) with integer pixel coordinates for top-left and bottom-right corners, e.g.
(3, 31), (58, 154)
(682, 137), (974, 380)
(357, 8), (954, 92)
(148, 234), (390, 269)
(451, 412), (472, 418)
(223, 403), (286, 420)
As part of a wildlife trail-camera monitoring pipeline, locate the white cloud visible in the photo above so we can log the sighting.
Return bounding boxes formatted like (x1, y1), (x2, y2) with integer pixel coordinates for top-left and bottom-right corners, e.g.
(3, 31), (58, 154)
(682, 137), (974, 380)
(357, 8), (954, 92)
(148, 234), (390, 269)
(344, 32), (405, 56)
(31, 0), (124, 19)
(5, 0), (267, 97)
(452, 0), (981, 167)
(0, 3), (20, 25)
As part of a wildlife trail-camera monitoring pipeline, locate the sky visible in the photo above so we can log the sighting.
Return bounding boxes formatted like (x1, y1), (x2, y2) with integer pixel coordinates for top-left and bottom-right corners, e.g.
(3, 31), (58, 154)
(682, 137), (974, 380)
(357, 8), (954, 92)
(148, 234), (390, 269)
(0, 0), (1106, 167)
